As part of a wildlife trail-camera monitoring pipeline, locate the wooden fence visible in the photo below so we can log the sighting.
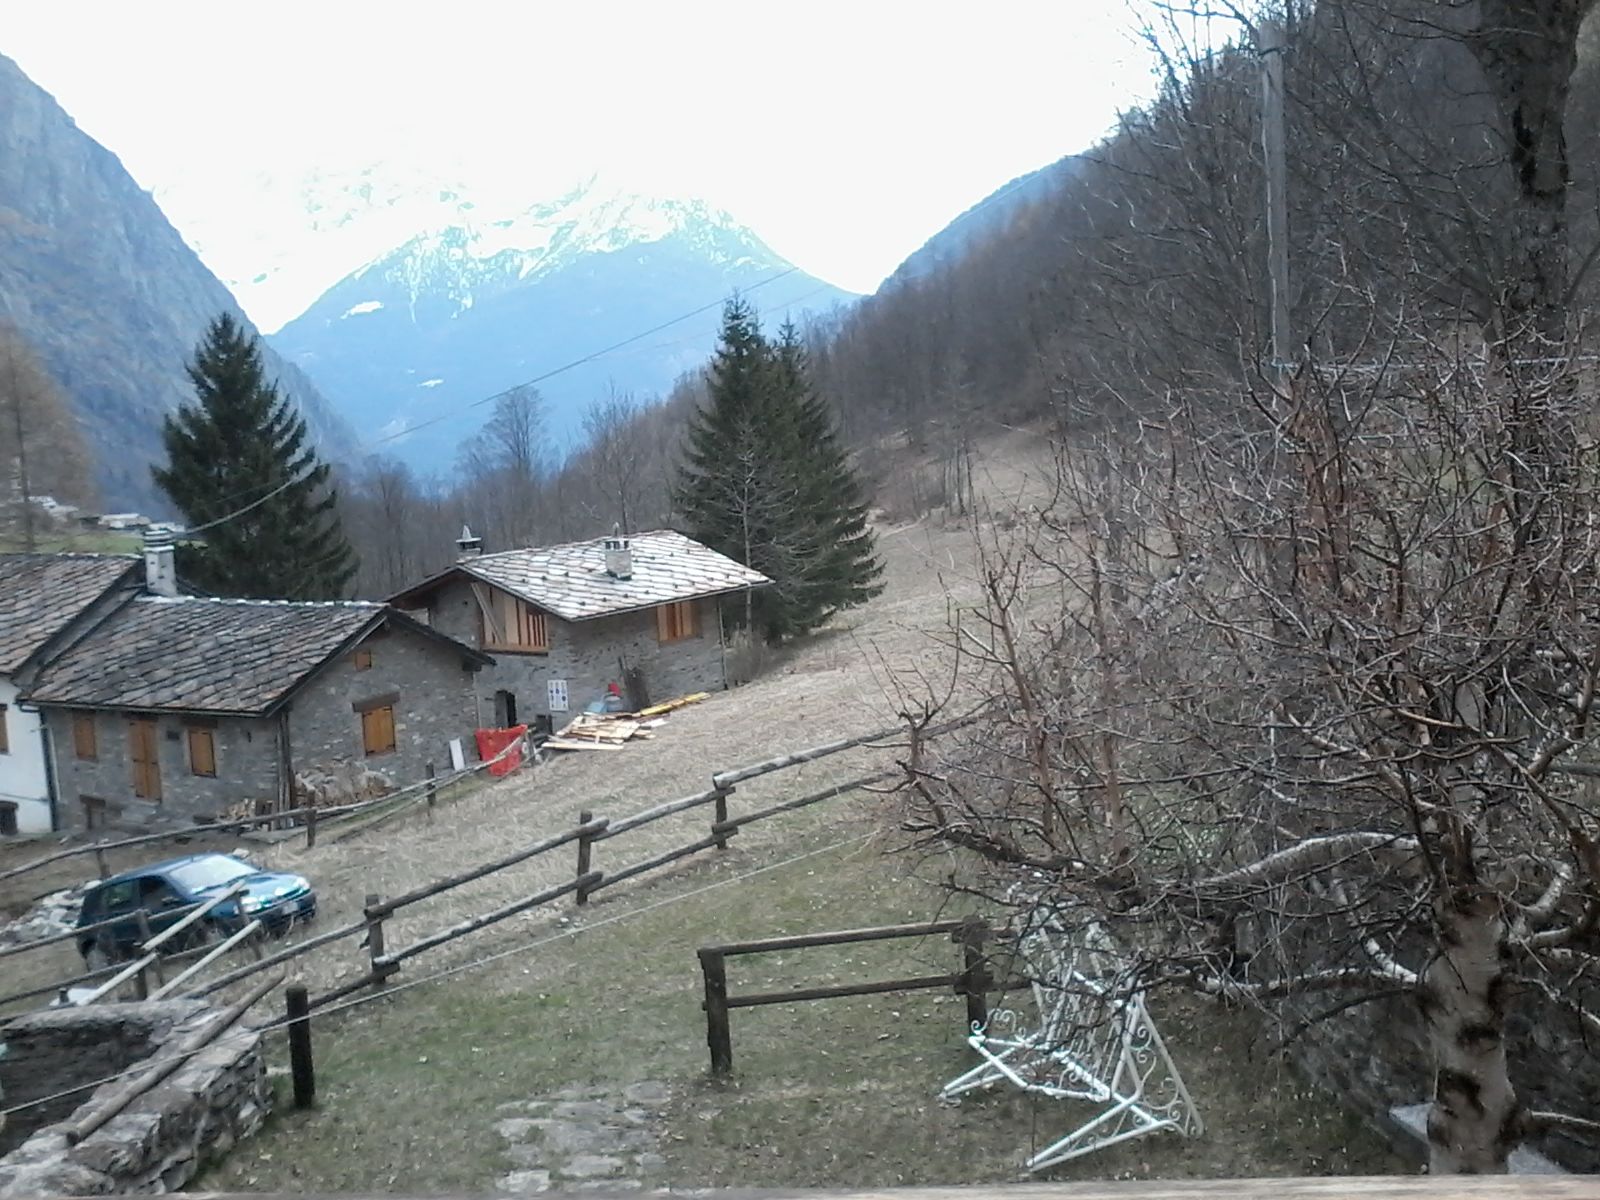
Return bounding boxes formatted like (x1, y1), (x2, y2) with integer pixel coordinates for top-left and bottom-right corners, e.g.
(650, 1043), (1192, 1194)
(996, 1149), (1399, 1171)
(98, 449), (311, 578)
(2, 716), (969, 1028)
(0, 730), (533, 888)
(184, 720), (945, 1011)
(697, 918), (993, 1075)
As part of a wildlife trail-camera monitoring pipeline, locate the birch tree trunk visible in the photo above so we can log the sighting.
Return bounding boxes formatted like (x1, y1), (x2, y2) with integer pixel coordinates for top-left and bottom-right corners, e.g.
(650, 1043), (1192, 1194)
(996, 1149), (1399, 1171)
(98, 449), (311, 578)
(1423, 891), (1522, 1173)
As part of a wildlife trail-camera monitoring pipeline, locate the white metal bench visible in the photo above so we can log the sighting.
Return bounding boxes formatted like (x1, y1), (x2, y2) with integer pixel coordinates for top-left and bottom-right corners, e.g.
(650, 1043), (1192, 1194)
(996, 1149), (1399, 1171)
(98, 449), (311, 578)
(941, 913), (1202, 1170)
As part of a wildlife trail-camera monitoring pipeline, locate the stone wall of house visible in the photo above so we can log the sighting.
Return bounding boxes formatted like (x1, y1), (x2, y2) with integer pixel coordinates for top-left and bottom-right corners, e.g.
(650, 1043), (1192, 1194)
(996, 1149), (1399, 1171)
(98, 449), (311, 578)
(287, 623), (485, 786)
(0, 1000), (269, 1196)
(44, 710), (281, 834)
(417, 577), (727, 726)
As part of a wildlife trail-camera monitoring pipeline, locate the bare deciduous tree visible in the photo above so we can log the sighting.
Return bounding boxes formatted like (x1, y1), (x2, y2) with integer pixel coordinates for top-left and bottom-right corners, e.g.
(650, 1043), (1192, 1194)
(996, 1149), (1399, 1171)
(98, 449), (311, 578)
(0, 323), (92, 550)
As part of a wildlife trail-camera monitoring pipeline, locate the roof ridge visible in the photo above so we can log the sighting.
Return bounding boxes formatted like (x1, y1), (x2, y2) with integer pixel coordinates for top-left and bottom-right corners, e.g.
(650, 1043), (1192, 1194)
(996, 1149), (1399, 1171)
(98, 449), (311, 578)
(134, 595), (384, 609)
(475, 528), (681, 560)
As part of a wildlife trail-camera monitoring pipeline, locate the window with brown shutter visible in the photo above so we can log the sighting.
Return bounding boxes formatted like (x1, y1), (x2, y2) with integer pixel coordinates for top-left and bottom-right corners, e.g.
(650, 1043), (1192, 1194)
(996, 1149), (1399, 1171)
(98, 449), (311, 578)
(361, 705), (396, 757)
(655, 600), (699, 643)
(128, 719), (162, 802)
(73, 714), (97, 761)
(82, 795), (107, 830)
(187, 726), (217, 777)
(476, 587), (550, 653)
(0, 704), (8, 755)
(352, 648), (373, 671)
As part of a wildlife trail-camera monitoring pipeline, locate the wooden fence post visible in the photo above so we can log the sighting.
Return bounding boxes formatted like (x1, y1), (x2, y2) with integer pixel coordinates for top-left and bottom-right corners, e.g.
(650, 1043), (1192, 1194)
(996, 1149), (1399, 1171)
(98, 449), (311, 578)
(305, 803), (318, 850)
(364, 893), (390, 989)
(94, 846), (108, 880)
(135, 909), (165, 988)
(576, 810), (595, 906)
(286, 984), (315, 1109)
(956, 917), (990, 1033)
(712, 786), (731, 851)
(699, 948), (732, 1076)
(425, 763), (436, 823)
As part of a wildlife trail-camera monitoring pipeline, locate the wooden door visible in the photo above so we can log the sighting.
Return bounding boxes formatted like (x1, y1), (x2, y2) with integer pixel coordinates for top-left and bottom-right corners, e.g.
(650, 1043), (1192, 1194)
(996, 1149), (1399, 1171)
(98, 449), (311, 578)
(129, 718), (162, 801)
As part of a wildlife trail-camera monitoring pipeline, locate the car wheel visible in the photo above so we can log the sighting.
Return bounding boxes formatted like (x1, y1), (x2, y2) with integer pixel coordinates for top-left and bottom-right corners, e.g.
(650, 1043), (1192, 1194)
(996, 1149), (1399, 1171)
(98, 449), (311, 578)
(83, 943), (113, 973)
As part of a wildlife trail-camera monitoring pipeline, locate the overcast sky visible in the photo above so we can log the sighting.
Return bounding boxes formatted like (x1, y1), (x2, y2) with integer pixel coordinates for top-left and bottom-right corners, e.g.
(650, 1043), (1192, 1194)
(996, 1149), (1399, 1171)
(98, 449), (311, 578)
(5, 1), (1156, 327)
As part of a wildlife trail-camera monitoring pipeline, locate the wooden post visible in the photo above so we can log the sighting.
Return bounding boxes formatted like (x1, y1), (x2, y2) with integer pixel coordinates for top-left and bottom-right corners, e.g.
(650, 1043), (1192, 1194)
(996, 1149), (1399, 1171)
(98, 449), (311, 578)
(285, 984), (315, 1109)
(364, 893), (390, 989)
(305, 802), (318, 849)
(575, 809), (595, 906)
(956, 917), (990, 1033)
(94, 846), (108, 879)
(134, 909), (165, 988)
(699, 948), (732, 1076)
(712, 787), (730, 851)
(425, 762), (436, 822)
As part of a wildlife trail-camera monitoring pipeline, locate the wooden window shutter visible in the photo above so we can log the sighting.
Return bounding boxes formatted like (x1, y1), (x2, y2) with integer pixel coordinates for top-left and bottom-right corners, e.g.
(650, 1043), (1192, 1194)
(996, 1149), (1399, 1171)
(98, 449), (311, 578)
(187, 726), (217, 777)
(129, 719), (162, 802)
(362, 705), (396, 757)
(352, 648), (373, 671)
(0, 704), (8, 754)
(656, 601), (699, 643)
(73, 714), (97, 760)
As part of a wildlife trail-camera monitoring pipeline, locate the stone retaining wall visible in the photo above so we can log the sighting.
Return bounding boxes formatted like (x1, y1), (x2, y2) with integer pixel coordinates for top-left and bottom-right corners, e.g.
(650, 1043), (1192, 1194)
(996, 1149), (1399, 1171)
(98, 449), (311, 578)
(0, 1000), (270, 1195)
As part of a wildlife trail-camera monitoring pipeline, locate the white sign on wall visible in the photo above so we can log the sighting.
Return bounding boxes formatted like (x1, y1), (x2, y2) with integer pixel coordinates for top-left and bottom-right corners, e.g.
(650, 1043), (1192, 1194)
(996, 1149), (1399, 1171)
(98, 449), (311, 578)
(548, 679), (570, 713)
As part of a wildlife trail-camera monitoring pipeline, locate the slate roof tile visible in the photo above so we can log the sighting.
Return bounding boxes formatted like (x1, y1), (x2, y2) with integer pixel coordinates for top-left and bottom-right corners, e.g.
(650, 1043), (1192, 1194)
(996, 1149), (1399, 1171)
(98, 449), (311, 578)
(0, 554), (139, 675)
(395, 529), (769, 621)
(25, 596), (388, 714)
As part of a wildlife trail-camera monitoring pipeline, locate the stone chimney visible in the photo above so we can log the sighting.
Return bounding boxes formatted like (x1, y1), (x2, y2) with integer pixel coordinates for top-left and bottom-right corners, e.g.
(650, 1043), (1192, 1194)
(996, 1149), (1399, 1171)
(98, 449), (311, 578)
(604, 526), (632, 580)
(457, 524), (483, 559)
(142, 528), (178, 597)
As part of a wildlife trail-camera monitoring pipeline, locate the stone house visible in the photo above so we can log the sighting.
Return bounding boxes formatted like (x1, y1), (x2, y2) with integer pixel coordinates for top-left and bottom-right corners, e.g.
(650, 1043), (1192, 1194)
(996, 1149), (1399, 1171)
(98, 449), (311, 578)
(23, 585), (492, 835)
(389, 530), (770, 729)
(0, 554), (143, 836)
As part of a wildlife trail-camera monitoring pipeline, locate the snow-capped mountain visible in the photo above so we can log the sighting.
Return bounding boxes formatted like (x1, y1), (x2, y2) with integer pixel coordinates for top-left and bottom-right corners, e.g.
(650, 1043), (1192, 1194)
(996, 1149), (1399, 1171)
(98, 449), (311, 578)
(270, 176), (855, 469)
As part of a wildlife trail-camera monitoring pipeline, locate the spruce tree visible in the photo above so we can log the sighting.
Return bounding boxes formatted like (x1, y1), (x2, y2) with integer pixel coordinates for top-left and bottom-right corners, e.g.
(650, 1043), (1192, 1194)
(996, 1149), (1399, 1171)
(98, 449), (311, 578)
(153, 313), (356, 599)
(772, 321), (883, 621)
(676, 299), (882, 643)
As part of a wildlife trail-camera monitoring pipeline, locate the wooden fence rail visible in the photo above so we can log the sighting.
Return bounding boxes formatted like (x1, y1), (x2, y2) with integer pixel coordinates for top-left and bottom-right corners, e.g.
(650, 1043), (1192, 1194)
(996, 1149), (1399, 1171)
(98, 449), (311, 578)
(697, 917), (991, 1075)
(2, 720), (943, 1017)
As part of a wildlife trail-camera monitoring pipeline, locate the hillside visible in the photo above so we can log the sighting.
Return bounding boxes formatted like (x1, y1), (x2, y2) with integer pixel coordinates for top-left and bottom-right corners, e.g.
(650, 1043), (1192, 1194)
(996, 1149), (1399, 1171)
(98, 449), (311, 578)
(270, 179), (855, 470)
(0, 52), (356, 514)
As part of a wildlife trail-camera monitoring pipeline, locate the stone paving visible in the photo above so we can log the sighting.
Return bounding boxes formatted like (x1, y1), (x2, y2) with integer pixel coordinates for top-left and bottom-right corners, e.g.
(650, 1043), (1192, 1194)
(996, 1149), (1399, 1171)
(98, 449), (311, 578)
(494, 1081), (671, 1194)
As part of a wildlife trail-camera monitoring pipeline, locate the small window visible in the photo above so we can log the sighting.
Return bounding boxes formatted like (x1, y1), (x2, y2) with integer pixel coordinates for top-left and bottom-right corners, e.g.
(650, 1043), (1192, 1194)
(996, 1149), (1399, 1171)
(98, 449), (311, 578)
(361, 705), (396, 757)
(0, 802), (17, 836)
(73, 714), (98, 761)
(82, 795), (107, 831)
(187, 726), (217, 777)
(656, 600), (700, 643)
(352, 648), (373, 671)
(0, 703), (9, 754)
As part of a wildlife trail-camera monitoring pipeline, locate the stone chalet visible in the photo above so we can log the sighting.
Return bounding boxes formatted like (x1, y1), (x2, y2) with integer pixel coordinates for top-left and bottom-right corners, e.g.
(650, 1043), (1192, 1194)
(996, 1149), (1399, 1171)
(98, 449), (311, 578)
(0, 554), (145, 835)
(389, 530), (770, 730)
(23, 573), (492, 835)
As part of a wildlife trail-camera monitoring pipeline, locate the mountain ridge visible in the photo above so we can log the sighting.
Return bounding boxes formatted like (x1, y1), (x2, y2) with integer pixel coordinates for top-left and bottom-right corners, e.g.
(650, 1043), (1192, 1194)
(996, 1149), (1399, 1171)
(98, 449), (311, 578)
(0, 52), (356, 515)
(271, 177), (854, 467)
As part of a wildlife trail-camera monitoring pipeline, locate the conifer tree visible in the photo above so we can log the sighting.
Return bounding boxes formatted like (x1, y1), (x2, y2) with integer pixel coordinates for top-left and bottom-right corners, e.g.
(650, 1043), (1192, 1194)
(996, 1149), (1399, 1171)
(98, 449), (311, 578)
(153, 313), (356, 599)
(676, 298), (882, 642)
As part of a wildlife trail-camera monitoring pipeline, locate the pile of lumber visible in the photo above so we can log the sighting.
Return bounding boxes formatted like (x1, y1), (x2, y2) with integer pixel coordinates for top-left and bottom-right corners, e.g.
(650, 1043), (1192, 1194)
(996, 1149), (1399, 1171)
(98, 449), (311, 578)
(544, 692), (710, 752)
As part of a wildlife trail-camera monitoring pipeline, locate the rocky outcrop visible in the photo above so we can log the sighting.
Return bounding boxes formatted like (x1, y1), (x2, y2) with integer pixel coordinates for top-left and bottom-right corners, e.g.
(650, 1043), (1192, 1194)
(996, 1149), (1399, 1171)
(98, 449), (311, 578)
(0, 53), (355, 513)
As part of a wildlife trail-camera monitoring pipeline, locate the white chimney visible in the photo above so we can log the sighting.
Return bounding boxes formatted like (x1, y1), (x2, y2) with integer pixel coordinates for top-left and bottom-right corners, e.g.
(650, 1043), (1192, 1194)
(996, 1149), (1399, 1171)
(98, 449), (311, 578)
(604, 527), (632, 580)
(457, 524), (483, 559)
(142, 528), (178, 597)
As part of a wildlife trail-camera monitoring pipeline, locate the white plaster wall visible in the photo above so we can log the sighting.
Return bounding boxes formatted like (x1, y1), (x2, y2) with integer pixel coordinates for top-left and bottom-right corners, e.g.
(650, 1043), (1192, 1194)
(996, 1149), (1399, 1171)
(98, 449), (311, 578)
(0, 677), (53, 833)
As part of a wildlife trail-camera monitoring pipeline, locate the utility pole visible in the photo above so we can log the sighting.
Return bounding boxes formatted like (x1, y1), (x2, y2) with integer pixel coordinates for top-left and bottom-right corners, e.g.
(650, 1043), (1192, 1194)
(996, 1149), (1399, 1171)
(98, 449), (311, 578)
(1259, 15), (1292, 386)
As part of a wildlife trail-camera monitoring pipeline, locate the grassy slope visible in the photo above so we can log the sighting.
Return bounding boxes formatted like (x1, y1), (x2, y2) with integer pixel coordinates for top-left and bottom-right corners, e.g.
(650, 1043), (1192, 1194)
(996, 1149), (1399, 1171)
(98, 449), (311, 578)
(197, 820), (1401, 1193)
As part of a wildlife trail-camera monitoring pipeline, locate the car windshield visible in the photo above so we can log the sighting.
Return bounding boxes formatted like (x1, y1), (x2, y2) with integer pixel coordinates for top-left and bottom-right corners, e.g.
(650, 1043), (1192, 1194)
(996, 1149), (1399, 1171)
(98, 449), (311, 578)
(167, 856), (255, 892)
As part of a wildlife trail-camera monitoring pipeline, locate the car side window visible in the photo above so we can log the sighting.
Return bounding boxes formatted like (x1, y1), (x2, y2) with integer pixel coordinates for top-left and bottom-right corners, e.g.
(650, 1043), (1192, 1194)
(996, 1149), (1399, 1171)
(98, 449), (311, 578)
(99, 879), (139, 914)
(138, 876), (184, 909)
